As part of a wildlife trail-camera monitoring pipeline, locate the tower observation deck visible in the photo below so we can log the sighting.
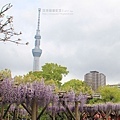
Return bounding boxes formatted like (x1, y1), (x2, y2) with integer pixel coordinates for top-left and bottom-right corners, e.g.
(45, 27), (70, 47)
(32, 8), (42, 71)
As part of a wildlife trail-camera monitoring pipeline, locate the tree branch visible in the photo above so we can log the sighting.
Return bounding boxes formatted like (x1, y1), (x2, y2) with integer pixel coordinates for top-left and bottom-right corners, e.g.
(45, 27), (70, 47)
(0, 3), (29, 45)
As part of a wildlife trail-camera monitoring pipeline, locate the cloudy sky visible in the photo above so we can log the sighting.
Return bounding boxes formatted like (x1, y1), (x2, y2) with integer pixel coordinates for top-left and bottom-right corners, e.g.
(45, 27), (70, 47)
(0, 0), (120, 85)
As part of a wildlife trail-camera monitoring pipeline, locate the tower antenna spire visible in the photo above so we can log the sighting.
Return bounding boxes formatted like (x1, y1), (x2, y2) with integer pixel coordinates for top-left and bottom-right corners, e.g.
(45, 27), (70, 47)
(37, 8), (41, 30)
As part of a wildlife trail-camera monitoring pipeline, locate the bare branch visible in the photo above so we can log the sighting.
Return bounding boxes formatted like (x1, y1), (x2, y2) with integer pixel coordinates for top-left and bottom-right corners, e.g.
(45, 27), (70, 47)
(0, 3), (29, 45)
(0, 3), (12, 16)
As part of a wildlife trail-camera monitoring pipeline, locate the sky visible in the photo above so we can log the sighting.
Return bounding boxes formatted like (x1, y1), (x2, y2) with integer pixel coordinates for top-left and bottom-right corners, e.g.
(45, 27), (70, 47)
(0, 0), (120, 85)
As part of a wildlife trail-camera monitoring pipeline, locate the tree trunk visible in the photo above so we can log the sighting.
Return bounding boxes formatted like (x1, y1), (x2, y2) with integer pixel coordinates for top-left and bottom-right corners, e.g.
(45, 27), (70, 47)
(1, 104), (4, 120)
(52, 112), (55, 120)
(75, 101), (79, 120)
(31, 99), (37, 120)
(13, 106), (18, 120)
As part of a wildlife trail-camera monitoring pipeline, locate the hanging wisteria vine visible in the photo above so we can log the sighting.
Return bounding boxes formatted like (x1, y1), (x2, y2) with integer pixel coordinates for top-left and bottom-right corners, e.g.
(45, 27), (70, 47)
(0, 78), (120, 120)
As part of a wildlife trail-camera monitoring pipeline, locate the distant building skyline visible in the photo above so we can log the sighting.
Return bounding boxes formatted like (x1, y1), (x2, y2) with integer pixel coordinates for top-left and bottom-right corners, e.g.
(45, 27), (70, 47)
(32, 8), (42, 71)
(108, 84), (120, 89)
(84, 71), (106, 91)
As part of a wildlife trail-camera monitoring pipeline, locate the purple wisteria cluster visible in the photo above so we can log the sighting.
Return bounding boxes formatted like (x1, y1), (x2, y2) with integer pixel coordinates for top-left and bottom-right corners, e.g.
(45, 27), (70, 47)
(0, 78), (54, 106)
(9, 104), (28, 116)
(46, 91), (87, 114)
(83, 103), (120, 113)
(1, 78), (119, 120)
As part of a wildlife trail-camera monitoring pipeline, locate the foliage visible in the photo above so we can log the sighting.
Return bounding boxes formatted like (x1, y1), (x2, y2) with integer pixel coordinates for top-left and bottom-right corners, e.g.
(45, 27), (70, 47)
(41, 63), (69, 87)
(98, 85), (120, 103)
(14, 63), (69, 88)
(28, 71), (42, 78)
(88, 98), (103, 104)
(0, 3), (28, 45)
(61, 79), (93, 95)
(0, 69), (11, 81)
(14, 73), (41, 85)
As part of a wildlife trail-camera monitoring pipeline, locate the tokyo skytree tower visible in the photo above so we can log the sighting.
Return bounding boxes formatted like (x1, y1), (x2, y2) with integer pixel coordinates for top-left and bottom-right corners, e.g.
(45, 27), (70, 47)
(32, 8), (42, 71)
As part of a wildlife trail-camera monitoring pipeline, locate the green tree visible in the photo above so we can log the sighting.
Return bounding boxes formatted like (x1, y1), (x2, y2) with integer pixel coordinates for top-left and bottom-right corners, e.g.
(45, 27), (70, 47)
(14, 63), (69, 88)
(0, 69), (12, 81)
(41, 63), (69, 87)
(14, 72), (41, 84)
(98, 85), (120, 103)
(61, 79), (93, 94)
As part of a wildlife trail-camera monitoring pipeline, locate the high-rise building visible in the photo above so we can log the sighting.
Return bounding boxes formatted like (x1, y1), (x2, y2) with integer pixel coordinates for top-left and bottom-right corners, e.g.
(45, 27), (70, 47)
(84, 71), (106, 91)
(32, 9), (42, 71)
